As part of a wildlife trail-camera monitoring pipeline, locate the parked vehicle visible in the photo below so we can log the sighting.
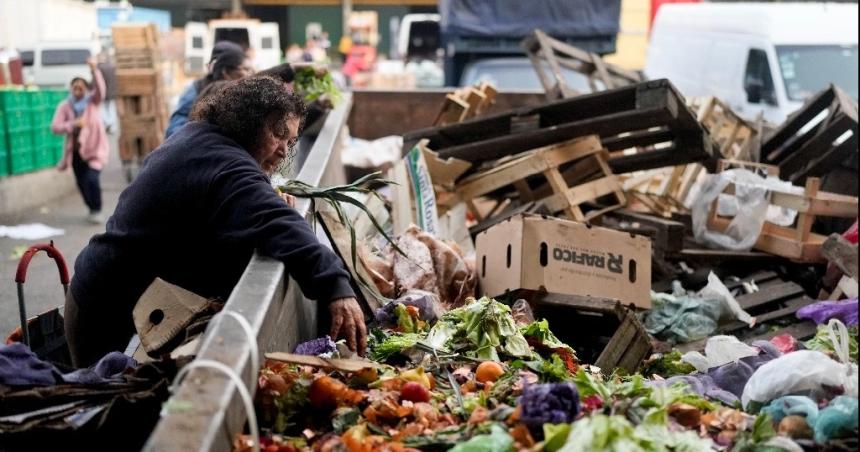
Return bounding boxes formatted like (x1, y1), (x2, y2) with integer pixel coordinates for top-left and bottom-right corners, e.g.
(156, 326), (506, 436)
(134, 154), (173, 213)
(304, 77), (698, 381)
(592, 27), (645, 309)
(459, 57), (599, 93)
(439, 0), (621, 86)
(185, 19), (280, 75)
(21, 41), (101, 87)
(645, 2), (858, 123)
(396, 14), (441, 62)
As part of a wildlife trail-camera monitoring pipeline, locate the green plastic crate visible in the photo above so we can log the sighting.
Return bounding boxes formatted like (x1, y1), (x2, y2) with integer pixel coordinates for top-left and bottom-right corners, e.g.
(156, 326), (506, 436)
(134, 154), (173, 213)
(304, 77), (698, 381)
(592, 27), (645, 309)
(0, 89), (28, 112)
(0, 148), (8, 177)
(33, 130), (53, 147)
(9, 147), (35, 174)
(33, 145), (57, 169)
(4, 109), (33, 133)
(31, 108), (54, 129)
(7, 128), (34, 152)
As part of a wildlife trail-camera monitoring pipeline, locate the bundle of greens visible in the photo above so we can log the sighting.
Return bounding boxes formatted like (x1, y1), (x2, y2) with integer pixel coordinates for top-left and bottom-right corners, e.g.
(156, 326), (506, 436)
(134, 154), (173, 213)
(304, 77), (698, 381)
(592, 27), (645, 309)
(293, 66), (342, 106)
(425, 297), (533, 361)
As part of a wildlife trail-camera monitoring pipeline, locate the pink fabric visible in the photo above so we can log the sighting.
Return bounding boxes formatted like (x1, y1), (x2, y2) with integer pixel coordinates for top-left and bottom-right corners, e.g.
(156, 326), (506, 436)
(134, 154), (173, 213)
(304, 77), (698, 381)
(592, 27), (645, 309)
(50, 69), (109, 171)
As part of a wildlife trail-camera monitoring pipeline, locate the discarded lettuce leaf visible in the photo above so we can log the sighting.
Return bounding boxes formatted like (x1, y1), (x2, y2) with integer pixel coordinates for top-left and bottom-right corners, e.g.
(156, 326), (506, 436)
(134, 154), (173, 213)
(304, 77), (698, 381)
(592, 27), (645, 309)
(425, 297), (532, 361)
(804, 324), (858, 362)
(449, 423), (514, 452)
(542, 423), (572, 452)
(522, 320), (576, 355)
(368, 332), (425, 362)
(558, 414), (713, 452)
(640, 351), (696, 377)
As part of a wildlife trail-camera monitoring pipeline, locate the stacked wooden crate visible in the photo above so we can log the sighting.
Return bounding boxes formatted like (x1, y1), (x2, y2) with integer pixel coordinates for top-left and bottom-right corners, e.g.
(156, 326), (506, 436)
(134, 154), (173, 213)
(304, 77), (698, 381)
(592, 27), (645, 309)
(112, 24), (167, 163)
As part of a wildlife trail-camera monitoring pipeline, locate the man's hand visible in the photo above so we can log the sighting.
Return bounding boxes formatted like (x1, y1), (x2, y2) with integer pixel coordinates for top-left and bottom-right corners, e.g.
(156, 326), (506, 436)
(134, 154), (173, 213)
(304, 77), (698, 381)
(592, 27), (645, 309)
(74, 117), (86, 129)
(87, 57), (97, 71)
(329, 297), (367, 356)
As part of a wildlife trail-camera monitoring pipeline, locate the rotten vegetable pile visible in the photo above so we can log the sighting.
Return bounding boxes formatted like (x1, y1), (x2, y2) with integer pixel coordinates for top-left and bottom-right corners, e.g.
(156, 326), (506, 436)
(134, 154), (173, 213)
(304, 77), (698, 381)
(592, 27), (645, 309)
(234, 298), (858, 452)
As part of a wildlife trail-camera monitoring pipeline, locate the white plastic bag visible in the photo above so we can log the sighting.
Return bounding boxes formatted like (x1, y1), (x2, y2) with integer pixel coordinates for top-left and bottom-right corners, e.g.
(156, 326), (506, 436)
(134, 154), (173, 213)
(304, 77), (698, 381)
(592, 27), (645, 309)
(692, 169), (803, 250)
(741, 350), (853, 409)
(700, 272), (756, 326)
(682, 335), (760, 373)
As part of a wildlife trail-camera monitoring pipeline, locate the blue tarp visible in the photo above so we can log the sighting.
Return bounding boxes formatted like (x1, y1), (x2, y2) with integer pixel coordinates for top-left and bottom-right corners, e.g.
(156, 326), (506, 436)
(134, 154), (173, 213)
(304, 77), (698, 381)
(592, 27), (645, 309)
(439, 0), (621, 38)
(98, 6), (171, 33)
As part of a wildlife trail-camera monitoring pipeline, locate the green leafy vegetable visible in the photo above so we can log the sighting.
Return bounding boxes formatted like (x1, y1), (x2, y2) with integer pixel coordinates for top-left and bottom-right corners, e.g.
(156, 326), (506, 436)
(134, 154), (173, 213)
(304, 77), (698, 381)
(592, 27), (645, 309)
(640, 351), (696, 377)
(543, 423), (572, 452)
(368, 332), (425, 362)
(558, 415), (713, 452)
(425, 297), (533, 361)
(395, 303), (417, 333)
(450, 424), (514, 452)
(293, 66), (342, 106)
(804, 324), (858, 362)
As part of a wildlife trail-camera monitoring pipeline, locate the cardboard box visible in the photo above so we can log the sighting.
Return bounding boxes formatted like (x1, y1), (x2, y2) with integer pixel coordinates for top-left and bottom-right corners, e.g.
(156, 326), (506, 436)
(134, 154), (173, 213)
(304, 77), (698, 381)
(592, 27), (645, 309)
(476, 214), (652, 308)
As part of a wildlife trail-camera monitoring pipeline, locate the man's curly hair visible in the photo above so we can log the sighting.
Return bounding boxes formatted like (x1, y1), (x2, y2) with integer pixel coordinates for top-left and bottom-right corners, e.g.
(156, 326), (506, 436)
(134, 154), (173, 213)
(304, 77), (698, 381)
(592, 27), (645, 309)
(190, 76), (306, 155)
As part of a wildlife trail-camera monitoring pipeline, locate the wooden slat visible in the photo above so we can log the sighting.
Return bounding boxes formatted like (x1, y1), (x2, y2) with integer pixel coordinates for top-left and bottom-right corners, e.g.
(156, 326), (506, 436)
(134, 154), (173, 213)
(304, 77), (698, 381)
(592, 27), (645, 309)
(735, 281), (806, 310)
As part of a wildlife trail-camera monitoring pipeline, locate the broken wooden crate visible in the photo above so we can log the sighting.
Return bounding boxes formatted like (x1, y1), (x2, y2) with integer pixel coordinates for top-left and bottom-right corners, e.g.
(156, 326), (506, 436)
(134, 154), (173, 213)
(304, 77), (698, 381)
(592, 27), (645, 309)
(707, 177), (859, 263)
(760, 84), (858, 185)
(521, 29), (644, 100)
(445, 135), (626, 222)
(622, 97), (761, 218)
(506, 291), (652, 374)
(433, 82), (498, 126)
(403, 79), (718, 175)
(677, 271), (817, 353)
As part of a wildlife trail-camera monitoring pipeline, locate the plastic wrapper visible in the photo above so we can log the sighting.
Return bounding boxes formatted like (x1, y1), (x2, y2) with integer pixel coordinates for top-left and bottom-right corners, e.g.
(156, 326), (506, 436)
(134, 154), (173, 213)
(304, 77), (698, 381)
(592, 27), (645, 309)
(691, 169), (802, 251)
(769, 334), (799, 354)
(374, 290), (444, 326)
(645, 273), (754, 343)
(796, 299), (858, 327)
(760, 396), (819, 425)
(682, 335), (759, 373)
(741, 350), (854, 409)
(814, 395), (859, 443)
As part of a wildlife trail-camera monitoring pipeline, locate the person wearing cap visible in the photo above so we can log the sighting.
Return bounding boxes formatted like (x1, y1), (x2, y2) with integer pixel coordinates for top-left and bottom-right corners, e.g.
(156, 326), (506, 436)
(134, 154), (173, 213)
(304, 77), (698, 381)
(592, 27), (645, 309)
(164, 41), (254, 139)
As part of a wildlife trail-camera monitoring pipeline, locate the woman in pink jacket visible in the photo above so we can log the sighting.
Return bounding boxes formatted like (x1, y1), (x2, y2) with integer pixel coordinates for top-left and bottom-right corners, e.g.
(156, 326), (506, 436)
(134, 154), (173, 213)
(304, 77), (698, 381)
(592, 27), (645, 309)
(51, 58), (109, 224)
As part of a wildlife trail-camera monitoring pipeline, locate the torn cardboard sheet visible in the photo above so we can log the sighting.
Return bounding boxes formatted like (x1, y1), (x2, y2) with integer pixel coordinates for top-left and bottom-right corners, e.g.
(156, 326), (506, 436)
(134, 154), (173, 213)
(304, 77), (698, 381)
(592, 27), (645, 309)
(0, 224), (65, 240)
(133, 278), (212, 357)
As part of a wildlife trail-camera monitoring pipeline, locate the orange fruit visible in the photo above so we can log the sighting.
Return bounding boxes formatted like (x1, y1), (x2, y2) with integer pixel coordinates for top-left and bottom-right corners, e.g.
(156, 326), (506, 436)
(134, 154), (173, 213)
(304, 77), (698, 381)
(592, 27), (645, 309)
(475, 361), (504, 383)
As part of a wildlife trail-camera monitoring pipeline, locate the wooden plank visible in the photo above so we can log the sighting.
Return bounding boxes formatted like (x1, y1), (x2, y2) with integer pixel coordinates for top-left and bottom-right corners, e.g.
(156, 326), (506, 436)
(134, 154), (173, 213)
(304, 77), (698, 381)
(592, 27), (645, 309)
(735, 281), (806, 310)
(455, 136), (602, 200)
(603, 209), (685, 256)
(543, 175), (623, 213)
(266, 352), (383, 372)
(544, 167), (584, 220)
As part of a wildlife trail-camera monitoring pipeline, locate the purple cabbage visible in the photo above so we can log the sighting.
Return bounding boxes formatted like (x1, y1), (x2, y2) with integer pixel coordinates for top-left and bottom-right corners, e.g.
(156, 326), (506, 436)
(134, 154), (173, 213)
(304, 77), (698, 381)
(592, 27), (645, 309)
(373, 291), (441, 326)
(518, 382), (580, 435)
(294, 336), (337, 356)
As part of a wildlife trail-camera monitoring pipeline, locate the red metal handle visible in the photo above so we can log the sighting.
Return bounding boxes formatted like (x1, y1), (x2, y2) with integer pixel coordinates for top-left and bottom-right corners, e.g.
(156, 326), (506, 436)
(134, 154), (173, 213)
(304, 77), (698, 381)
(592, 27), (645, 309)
(15, 241), (70, 285)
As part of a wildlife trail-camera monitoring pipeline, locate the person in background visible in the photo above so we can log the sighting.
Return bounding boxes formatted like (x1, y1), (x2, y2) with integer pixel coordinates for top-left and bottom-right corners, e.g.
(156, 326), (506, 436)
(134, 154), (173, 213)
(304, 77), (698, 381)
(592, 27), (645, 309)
(51, 58), (109, 224)
(164, 41), (253, 139)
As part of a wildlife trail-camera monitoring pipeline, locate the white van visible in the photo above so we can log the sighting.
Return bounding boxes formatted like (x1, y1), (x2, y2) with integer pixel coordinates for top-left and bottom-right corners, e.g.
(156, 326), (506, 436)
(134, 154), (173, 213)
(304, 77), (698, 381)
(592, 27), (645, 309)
(185, 19), (280, 75)
(21, 41), (101, 87)
(645, 3), (858, 124)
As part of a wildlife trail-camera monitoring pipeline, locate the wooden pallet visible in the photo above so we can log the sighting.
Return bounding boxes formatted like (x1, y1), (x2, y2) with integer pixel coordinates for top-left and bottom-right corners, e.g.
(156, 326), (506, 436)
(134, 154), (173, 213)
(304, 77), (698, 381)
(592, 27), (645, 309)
(623, 98), (760, 218)
(761, 84), (858, 184)
(707, 177), (859, 263)
(116, 69), (162, 97)
(111, 23), (159, 50)
(677, 271), (817, 353)
(119, 130), (162, 161)
(115, 47), (160, 71)
(404, 79), (717, 176)
(449, 136), (626, 222)
(521, 29), (643, 100)
(505, 290), (652, 374)
(433, 82), (497, 126)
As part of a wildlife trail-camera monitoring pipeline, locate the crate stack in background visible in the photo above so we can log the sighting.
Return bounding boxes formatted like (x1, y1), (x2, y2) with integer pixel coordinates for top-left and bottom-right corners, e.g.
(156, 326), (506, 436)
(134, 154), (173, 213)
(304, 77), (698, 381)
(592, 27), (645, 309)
(0, 87), (66, 177)
(112, 23), (167, 166)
